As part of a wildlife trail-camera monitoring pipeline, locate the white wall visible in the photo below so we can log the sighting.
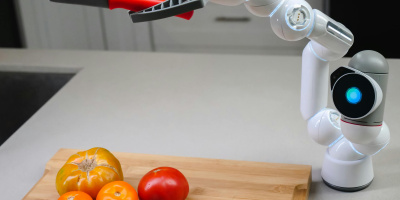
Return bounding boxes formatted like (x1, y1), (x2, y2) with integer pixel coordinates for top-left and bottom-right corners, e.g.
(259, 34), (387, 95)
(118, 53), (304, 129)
(16, 0), (324, 55)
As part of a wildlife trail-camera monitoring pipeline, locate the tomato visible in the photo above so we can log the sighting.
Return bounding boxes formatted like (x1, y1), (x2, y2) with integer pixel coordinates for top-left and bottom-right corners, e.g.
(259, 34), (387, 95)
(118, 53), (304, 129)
(138, 167), (189, 200)
(56, 147), (124, 199)
(97, 181), (139, 200)
(58, 191), (92, 200)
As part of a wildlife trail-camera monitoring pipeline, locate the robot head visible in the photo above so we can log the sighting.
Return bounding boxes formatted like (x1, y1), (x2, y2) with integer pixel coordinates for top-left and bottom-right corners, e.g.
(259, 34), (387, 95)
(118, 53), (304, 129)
(330, 50), (389, 144)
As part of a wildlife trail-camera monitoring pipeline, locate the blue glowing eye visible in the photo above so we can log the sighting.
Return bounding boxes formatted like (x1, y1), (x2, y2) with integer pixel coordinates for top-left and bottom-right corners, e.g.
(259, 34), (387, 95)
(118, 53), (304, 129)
(346, 87), (362, 104)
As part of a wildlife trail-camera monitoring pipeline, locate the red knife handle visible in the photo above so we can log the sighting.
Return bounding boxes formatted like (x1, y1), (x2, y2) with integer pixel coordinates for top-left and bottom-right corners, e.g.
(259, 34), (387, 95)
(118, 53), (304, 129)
(109, 0), (194, 20)
(50, 0), (193, 20)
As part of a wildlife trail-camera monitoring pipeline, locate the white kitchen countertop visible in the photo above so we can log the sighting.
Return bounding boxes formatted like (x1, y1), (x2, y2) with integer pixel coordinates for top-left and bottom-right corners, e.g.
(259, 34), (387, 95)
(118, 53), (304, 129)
(0, 48), (399, 199)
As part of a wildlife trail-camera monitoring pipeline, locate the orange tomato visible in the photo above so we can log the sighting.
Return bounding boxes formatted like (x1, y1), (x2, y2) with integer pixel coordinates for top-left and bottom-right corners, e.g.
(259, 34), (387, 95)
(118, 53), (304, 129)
(56, 147), (124, 199)
(58, 191), (93, 200)
(97, 181), (139, 200)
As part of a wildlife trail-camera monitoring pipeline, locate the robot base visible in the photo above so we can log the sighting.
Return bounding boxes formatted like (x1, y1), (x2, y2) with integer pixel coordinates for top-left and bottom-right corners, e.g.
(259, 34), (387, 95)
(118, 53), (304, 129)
(321, 150), (374, 192)
(323, 178), (372, 192)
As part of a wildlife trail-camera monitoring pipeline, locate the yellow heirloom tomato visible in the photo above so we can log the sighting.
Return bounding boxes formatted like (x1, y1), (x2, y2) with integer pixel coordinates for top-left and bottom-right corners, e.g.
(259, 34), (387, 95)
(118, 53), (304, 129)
(56, 147), (124, 199)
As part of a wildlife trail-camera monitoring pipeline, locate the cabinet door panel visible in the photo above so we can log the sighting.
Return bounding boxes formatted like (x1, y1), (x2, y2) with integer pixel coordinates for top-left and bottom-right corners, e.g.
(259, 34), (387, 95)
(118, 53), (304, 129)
(101, 9), (152, 51)
(17, 0), (105, 50)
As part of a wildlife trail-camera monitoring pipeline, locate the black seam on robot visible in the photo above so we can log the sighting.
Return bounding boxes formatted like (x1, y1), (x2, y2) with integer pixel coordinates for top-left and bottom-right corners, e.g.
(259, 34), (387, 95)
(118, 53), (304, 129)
(330, 66), (354, 89)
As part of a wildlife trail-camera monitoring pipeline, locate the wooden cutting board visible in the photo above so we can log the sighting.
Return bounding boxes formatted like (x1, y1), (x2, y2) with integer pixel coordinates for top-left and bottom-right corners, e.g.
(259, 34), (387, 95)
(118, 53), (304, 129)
(23, 148), (311, 200)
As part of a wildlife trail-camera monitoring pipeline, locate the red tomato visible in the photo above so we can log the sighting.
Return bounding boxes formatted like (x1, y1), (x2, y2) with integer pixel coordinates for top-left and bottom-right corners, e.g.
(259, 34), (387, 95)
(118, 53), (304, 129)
(138, 167), (189, 200)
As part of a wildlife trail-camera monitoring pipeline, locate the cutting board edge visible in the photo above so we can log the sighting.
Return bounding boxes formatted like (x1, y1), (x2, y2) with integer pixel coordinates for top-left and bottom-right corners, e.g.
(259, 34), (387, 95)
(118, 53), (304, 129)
(54, 148), (312, 170)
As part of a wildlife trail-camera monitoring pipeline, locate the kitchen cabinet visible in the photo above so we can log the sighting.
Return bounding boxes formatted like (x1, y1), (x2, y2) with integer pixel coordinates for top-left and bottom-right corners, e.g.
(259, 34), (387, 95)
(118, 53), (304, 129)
(16, 0), (152, 51)
(16, 0), (106, 50)
(16, 0), (323, 55)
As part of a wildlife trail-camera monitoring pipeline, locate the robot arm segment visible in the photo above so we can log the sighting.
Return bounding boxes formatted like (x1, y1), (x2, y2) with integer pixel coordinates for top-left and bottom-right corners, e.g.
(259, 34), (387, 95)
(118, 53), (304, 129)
(328, 122), (390, 161)
(292, 3), (353, 146)
(307, 10), (354, 57)
(300, 41), (348, 147)
(351, 122), (390, 156)
(300, 19), (352, 144)
(307, 108), (342, 146)
(300, 41), (329, 120)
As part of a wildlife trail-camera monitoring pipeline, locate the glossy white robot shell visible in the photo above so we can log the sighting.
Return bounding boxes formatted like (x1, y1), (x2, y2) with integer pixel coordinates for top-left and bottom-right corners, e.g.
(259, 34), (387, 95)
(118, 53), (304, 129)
(307, 109), (342, 146)
(340, 120), (382, 145)
(270, 0), (314, 41)
(352, 122), (390, 155)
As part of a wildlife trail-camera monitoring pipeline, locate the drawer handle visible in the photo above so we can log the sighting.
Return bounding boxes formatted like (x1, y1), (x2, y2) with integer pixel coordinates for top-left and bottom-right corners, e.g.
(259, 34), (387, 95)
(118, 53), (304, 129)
(215, 17), (251, 22)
